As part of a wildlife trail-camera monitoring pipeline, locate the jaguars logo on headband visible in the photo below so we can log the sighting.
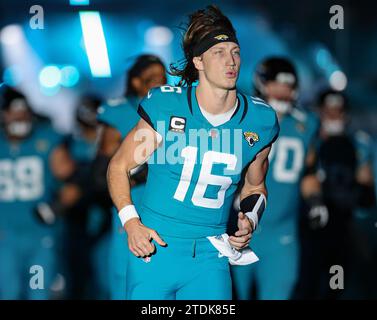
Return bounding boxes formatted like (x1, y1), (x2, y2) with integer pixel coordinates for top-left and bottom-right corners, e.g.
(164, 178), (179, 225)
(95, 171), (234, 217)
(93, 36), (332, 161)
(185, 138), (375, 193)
(214, 34), (229, 41)
(243, 132), (259, 147)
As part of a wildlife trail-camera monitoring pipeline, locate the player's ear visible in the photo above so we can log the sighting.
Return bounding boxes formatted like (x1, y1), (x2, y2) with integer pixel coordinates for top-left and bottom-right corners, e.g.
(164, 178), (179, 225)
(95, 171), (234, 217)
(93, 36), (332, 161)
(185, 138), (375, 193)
(193, 56), (204, 71)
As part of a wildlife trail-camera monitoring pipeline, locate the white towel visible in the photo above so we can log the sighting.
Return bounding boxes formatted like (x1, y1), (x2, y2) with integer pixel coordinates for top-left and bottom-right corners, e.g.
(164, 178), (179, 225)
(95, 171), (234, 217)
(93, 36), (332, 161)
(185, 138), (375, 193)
(207, 233), (259, 266)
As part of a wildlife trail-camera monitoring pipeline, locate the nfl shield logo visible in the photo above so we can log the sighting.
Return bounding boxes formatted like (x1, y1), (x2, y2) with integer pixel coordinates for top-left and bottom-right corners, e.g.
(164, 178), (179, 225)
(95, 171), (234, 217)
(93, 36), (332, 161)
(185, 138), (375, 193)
(209, 129), (218, 138)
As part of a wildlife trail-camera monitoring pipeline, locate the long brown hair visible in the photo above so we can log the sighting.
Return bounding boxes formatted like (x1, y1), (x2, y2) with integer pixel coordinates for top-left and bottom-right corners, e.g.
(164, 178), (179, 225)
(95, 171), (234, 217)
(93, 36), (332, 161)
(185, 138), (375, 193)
(169, 5), (237, 86)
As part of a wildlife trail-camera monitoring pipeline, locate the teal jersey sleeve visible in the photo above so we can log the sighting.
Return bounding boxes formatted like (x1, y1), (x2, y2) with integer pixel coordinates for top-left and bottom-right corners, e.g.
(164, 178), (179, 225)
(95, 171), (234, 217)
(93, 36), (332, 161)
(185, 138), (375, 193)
(138, 86), (173, 131)
(353, 130), (373, 167)
(97, 98), (140, 139)
(269, 112), (280, 145)
(97, 104), (119, 130)
(248, 96), (280, 153)
(97, 98), (127, 130)
(307, 111), (321, 147)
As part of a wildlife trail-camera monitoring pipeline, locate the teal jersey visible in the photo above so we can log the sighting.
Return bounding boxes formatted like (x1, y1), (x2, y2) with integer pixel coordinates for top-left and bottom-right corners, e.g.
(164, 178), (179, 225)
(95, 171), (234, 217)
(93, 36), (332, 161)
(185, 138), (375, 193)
(66, 130), (98, 192)
(97, 96), (140, 139)
(0, 122), (64, 235)
(261, 108), (319, 230)
(137, 85), (279, 238)
(352, 130), (373, 168)
(67, 131), (97, 164)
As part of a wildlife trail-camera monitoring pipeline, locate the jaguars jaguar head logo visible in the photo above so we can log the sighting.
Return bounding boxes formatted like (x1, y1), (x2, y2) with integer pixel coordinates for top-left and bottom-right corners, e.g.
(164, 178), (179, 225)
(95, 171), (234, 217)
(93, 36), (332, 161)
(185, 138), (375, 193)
(214, 34), (229, 41)
(243, 132), (259, 147)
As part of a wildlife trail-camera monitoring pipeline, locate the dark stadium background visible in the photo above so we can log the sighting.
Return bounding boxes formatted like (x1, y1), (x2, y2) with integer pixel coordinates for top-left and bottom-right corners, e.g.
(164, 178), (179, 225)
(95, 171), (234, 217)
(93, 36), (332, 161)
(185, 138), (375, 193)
(0, 0), (376, 133)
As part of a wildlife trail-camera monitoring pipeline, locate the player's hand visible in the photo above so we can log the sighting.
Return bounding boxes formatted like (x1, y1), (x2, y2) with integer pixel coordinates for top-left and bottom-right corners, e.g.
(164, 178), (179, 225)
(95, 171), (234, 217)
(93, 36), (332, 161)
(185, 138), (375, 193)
(308, 205), (329, 230)
(124, 218), (167, 257)
(229, 212), (253, 250)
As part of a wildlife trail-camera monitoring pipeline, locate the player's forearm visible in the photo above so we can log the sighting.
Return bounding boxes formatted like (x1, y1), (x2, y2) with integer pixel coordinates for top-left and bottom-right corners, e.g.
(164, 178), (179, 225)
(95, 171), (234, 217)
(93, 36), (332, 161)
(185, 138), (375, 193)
(240, 182), (267, 201)
(107, 157), (133, 211)
(238, 151), (270, 230)
(240, 154), (269, 200)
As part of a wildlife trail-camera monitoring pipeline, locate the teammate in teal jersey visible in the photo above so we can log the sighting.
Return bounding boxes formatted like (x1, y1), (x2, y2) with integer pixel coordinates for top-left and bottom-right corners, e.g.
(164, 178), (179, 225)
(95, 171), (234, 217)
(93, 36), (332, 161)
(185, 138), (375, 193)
(107, 5), (279, 300)
(0, 87), (74, 299)
(297, 89), (376, 299)
(316, 90), (374, 214)
(75, 97), (112, 300)
(59, 95), (111, 299)
(95, 54), (166, 299)
(231, 57), (322, 300)
(317, 89), (375, 196)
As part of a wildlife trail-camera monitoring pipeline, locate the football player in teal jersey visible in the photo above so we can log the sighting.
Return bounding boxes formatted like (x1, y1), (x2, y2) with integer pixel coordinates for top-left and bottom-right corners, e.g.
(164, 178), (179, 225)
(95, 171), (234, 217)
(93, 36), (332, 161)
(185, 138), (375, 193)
(107, 5), (279, 300)
(297, 89), (376, 299)
(0, 87), (74, 299)
(59, 95), (111, 299)
(231, 57), (322, 300)
(95, 54), (166, 299)
(317, 89), (375, 208)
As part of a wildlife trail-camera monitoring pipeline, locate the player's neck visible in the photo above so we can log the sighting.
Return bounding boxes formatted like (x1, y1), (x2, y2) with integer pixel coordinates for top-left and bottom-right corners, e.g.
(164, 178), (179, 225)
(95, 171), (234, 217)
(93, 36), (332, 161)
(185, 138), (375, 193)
(196, 82), (237, 115)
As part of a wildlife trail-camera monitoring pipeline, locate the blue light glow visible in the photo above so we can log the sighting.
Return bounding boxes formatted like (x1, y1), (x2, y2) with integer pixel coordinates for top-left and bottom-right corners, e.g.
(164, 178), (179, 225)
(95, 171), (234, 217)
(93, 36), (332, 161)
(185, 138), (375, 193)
(315, 48), (332, 69)
(3, 65), (23, 86)
(40, 85), (61, 96)
(60, 65), (80, 87)
(39, 65), (61, 88)
(70, 0), (90, 6)
(79, 11), (111, 78)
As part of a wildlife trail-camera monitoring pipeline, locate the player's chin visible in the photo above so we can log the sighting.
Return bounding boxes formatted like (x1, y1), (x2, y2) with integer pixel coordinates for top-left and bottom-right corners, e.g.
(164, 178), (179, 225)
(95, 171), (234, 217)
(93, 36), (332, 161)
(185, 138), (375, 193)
(218, 82), (237, 91)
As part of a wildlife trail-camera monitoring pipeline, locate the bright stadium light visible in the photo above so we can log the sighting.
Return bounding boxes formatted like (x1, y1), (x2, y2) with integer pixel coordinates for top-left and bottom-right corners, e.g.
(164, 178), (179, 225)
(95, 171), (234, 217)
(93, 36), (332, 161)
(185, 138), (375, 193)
(60, 65), (80, 87)
(40, 85), (61, 97)
(70, 0), (90, 5)
(39, 65), (61, 88)
(79, 11), (111, 78)
(329, 70), (347, 91)
(0, 24), (24, 46)
(3, 65), (23, 86)
(145, 26), (173, 47)
(315, 48), (332, 69)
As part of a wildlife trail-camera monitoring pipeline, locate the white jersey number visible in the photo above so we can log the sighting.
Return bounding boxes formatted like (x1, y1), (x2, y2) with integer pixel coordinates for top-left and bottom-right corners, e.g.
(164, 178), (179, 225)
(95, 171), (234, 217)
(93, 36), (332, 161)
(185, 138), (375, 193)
(271, 137), (304, 183)
(160, 86), (182, 94)
(174, 146), (237, 209)
(0, 156), (44, 201)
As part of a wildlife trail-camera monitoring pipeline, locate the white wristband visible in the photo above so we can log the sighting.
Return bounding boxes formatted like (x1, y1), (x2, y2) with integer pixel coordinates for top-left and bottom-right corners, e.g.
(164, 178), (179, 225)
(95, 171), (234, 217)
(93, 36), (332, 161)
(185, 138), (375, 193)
(244, 193), (267, 231)
(118, 205), (139, 227)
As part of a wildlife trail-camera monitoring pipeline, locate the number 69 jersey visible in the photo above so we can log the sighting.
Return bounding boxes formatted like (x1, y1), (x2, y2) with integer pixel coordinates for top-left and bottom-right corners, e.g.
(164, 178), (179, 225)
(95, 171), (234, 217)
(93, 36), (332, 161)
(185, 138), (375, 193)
(0, 123), (63, 237)
(136, 85), (279, 238)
